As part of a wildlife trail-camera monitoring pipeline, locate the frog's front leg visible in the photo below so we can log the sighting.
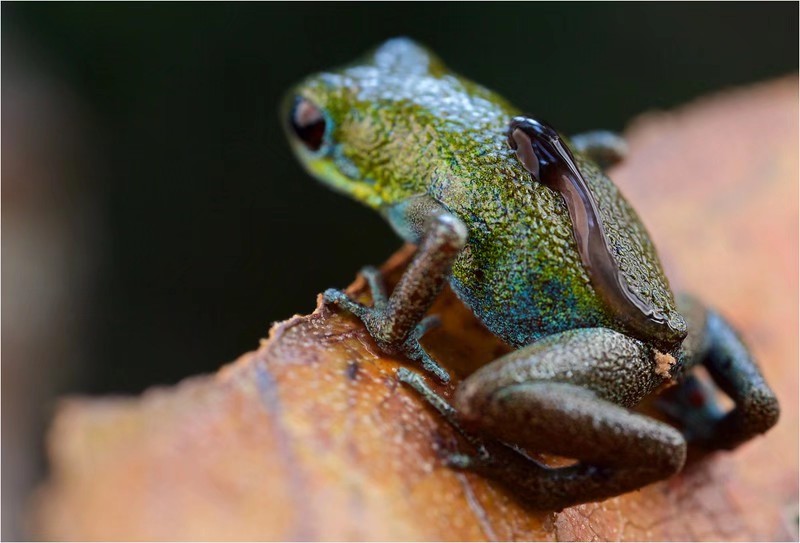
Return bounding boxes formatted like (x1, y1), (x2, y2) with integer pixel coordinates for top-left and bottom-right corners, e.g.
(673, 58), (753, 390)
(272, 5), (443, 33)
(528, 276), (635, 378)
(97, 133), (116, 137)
(660, 295), (780, 450)
(324, 196), (467, 383)
(402, 328), (686, 510)
(570, 130), (628, 170)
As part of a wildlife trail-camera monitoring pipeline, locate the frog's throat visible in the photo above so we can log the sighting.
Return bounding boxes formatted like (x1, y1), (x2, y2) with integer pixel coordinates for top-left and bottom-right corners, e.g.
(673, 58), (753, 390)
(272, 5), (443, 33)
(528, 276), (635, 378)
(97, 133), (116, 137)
(508, 117), (685, 349)
(307, 157), (384, 209)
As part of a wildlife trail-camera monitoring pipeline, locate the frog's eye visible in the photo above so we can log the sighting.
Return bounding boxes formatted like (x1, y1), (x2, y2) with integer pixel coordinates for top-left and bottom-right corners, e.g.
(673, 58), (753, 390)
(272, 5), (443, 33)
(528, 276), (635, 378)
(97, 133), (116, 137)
(289, 96), (326, 152)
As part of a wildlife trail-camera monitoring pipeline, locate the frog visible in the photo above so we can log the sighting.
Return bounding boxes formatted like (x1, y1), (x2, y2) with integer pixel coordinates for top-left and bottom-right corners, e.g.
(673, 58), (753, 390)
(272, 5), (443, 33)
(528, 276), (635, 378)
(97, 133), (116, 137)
(281, 37), (779, 510)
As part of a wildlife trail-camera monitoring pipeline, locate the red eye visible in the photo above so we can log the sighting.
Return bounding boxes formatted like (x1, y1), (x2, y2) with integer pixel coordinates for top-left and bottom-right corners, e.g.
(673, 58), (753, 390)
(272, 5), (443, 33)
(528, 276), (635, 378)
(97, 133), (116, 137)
(290, 96), (326, 151)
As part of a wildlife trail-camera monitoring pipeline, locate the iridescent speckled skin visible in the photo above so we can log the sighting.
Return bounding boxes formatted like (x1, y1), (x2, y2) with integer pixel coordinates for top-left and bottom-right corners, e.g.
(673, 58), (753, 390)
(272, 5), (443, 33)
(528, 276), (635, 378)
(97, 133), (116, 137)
(283, 38), (779, 510)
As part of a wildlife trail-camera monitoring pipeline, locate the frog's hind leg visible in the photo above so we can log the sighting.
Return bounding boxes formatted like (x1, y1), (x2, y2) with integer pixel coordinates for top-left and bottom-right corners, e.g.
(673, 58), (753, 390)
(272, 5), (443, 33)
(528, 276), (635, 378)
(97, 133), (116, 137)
(465, 382), (686, 510)
(324, 196), (467, 383)
(403, 327), (687, 510)
(659, 295), (780, 450)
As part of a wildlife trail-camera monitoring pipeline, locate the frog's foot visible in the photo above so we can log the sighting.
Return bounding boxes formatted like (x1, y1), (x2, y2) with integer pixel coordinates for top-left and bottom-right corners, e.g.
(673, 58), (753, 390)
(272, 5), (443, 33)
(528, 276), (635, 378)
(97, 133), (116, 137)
(570, 130), (628, 170)
(661, 296), (780, 450)
(398, 367), (540, 477)
(397, 316), (449, 382)
(656, 374), (725, 444)
(397, 367), (488, 455)
(324, 197), (467, 384)
(325, 275), (449, 383)
(323, 266), (387, 316)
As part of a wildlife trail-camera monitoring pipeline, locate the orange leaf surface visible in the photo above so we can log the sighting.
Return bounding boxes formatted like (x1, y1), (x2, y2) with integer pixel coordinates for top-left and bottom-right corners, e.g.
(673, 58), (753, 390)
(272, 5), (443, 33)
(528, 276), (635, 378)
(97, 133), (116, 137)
(33, 77), (798, 541)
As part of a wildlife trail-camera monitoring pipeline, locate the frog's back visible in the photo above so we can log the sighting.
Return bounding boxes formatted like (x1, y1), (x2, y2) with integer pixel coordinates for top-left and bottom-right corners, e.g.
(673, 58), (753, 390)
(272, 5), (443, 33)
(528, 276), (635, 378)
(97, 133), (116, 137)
(437, 148), (682, 348)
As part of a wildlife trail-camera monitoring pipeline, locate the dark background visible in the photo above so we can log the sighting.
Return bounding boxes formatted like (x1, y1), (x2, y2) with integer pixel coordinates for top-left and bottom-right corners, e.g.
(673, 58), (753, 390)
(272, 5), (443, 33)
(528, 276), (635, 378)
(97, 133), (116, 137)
(2, 3), (797, 539)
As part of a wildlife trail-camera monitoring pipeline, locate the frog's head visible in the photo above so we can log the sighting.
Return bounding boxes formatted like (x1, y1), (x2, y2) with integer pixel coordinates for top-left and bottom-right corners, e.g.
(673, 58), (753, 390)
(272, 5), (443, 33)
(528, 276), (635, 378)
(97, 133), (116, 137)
(282, 38), (452, 210)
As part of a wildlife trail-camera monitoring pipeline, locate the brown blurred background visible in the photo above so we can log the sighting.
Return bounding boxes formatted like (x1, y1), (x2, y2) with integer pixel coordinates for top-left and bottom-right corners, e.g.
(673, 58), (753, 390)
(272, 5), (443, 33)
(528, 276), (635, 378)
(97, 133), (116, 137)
(2, 3), (797, 540)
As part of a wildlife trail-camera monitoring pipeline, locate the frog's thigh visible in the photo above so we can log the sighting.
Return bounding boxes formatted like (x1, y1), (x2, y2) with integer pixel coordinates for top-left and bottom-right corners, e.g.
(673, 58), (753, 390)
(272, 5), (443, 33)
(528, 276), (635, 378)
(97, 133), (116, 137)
(666, 295), (780, 450)
(455, 328), (686, 507)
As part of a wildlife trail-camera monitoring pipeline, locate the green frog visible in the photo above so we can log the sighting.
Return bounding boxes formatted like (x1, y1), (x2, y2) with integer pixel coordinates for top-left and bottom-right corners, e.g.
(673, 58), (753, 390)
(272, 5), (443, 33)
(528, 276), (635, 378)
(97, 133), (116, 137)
(282, 38), (779, 510)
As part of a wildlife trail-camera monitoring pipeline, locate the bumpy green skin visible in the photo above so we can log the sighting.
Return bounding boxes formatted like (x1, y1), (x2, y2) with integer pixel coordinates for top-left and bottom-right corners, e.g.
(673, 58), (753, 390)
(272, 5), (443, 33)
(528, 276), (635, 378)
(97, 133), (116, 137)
(285, 39), (685, 349)
(284, 38), (779, 510)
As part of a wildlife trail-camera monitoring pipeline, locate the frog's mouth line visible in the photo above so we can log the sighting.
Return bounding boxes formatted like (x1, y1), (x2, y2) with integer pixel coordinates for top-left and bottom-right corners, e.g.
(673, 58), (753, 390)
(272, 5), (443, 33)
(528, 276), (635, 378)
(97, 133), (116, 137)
(304, 154), (385, 209)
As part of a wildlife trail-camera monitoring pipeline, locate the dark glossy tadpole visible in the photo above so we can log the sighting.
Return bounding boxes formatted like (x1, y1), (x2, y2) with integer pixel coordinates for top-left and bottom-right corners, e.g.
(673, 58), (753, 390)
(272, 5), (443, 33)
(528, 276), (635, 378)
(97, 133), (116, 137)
(507, 116), (680, 348)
